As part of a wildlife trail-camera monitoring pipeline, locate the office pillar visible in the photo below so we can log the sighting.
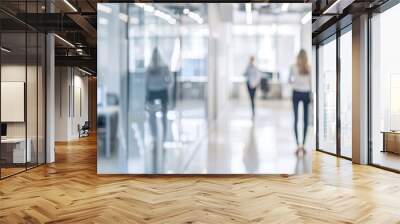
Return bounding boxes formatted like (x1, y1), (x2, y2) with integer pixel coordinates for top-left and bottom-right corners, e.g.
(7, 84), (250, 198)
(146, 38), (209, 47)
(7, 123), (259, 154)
(352, 14), (369, 164)
(46, 33), (55, 163)
(207, 4), (233, 121)
(207, 4), (219, 121)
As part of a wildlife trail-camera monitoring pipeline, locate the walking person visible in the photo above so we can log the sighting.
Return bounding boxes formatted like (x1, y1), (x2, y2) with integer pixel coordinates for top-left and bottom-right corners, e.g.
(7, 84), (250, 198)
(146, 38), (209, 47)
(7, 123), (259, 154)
(289, 49), (312, 153)
(243, 56), (261, 118)
(146, 48), (171, 142)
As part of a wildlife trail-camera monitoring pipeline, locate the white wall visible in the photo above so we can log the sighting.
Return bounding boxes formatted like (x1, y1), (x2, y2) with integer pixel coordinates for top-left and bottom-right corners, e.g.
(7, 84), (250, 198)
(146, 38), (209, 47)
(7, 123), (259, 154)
(1, 63), (46, 164)
(1, 65), (37, 137)
(55, 67), (89, 141)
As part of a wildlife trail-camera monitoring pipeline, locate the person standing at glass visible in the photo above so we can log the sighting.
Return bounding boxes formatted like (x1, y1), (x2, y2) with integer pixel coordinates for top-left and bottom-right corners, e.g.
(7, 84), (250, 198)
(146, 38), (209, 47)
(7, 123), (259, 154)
(146, 48), (171, 141)
(289, 49), (312, 153)
(243, 56), (261, 118)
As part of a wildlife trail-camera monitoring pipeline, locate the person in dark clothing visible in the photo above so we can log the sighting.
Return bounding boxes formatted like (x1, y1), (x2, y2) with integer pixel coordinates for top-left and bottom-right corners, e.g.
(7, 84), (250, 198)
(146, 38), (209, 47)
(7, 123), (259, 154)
(146, 48), (171, 141)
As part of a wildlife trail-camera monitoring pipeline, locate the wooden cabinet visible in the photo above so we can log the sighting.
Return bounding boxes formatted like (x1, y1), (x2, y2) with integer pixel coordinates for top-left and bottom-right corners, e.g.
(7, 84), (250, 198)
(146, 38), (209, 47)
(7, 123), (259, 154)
(382, 132), (400, 154)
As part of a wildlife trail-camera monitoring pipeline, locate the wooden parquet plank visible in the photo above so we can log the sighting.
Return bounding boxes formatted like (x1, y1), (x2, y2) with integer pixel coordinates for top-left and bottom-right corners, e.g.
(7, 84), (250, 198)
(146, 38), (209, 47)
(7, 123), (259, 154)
(0, 135), (400, 223)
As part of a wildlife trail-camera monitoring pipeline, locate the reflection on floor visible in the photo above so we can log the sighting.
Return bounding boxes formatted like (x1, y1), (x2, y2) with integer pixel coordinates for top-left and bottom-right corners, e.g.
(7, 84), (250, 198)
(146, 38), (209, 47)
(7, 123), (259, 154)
(373, 150), (400, 171)
(181, 99), (314, 174)
(98, 98), (313, 174)
(0, 167), (25, 178)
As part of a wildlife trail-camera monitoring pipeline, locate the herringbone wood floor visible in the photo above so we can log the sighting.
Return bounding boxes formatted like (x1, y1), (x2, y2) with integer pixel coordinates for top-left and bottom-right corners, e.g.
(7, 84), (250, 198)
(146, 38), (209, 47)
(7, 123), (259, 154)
(1, 135), (400, 224)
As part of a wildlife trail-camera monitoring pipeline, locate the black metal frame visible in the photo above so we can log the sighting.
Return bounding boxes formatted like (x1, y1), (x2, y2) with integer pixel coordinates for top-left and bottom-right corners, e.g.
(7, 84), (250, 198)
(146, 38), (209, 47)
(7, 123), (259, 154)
(367, 11), (373, 166)
(315, 21), (353, 162)
(315, 32), (338, 156)
(336, 26), (341, 158)
(315, 44), (319, 151)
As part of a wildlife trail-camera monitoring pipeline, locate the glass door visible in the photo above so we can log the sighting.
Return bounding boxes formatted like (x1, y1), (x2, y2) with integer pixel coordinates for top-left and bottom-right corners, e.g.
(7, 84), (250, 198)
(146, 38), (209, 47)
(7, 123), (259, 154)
(317, 37), (337, 154)
(339, 28), (352, 158)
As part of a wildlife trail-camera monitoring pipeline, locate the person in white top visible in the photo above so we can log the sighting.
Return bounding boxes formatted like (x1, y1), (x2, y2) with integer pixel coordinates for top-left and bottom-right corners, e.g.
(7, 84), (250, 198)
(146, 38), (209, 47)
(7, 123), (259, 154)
(243, 56), (261, 118)
(289, 49), (312, 152)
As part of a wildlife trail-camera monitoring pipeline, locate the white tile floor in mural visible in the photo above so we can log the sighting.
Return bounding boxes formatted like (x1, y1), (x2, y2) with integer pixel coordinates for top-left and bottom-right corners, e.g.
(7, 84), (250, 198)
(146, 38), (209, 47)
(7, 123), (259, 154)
(167, 99), (314, 174)
(98, 98), (314, 174)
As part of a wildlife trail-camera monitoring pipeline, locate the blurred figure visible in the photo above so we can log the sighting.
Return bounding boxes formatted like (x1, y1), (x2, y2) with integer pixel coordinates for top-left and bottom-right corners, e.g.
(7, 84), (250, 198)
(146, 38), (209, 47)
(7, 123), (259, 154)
(146, 48), (171, 141)
(243, 56), (261, 118)
(289, 49), (311, 153)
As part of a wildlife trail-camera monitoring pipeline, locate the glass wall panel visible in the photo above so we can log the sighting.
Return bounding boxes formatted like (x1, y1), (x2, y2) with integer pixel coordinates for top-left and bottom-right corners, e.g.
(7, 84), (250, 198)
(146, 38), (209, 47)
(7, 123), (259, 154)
(27, 30), (38, 169)
(1, 31), (27, 177)
(97, 3), (129, 173)
(339, 30), (352, 158)
(371, 4), (400, 171)
(98, 3), (209, 174)
(0, 2), (46, 178)
(318, 38), (337, 154)
(38, 33), (45, 165)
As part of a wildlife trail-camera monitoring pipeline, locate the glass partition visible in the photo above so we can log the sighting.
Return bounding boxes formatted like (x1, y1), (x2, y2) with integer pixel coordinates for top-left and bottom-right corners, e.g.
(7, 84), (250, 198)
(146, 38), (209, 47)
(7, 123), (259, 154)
(1, 31), (28, 177)
(339, 29), (352, 158)
(317, 38), (337, 154)
(0, 3), (46, 179)
(27, 31), (38, 169)
(371, 4), (400, 171)
(98, 3), (209, 174)
(38, 32), (46, 165)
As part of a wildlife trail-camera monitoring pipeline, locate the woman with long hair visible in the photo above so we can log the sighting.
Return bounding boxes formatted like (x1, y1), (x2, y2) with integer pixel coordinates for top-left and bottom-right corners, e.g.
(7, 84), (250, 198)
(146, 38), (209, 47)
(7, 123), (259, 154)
(289, 49), (311, 153)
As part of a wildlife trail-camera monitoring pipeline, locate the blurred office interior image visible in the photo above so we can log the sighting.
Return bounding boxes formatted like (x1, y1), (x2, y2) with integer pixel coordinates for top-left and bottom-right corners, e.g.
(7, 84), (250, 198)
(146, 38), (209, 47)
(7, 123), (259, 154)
(97, 3), (312, 174)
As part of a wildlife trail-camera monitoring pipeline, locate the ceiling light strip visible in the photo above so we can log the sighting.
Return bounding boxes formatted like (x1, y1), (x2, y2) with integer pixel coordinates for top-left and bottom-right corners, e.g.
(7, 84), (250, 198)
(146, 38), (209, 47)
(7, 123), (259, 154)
(136, 3), (175, 24)
(322, 0), (343, 14)
(301, 11), (312, 24)
(63, 0), (78, 12)
(1, 47), (11, 53)
(78, 67), (92, 76)
(98, 4), (112, 14)
(183, 8), (203, 24)
(54, 34), (75, 48)
(154, 9), (176, 24)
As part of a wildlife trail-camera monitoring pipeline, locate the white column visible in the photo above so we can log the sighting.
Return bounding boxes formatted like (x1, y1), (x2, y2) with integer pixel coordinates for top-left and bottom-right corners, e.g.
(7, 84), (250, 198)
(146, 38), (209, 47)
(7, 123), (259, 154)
(207, 4), (233, 121)
(46, 33), (55, 163)
(352, 14), (369, 164)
